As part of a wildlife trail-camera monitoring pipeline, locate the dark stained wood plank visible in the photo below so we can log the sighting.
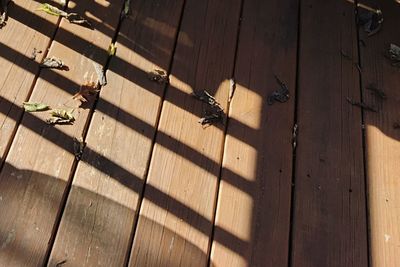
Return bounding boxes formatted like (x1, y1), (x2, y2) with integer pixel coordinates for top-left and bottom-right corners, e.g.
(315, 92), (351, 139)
(0, 0), (124, 265)
(0, 0), (59, 164)
(291, 0), (368, 266)
(128, 0), (242, 266)
(210, 0), (299, 266)
(359, 1), (400, 265)
(47, 1), (185, 266)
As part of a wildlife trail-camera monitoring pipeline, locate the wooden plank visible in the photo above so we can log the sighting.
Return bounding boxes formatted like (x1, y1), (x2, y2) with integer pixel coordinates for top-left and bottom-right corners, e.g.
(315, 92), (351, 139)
(0, 0), (123, 265)
(359, 1), (400, 265)
(210, 0), (299, 266)
(291, 0), (368, 266)
(0, 0), (60, 164)
(47, 1), (185, 266)
(128, 0), (242, 266)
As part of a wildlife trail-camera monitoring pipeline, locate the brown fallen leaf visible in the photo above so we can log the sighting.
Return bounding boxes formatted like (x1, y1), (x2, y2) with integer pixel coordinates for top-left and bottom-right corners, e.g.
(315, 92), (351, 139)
(46, 109), (75, 124)
(72, 82), (99, 102)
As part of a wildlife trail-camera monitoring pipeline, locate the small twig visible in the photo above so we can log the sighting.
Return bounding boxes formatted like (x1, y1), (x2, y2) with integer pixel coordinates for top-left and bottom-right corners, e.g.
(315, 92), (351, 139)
(366, 84), (386, 99)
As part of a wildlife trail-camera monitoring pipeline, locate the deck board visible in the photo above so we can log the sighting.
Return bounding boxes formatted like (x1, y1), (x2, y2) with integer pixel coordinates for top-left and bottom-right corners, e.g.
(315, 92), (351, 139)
(0, 0), (123, 265)
(0, 0), (60, 165)
(47, 1), (185, 266)
(1, 0), (400, 266)
(210, 0), (299, 266)
(128, 0), (242, 266)
(291, 0), (368, 266)
(359, 1), (400, 265)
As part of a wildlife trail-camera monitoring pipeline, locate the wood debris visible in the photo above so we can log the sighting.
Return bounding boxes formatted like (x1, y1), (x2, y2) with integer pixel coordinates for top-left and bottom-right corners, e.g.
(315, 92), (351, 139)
(46, 109), (75, 124)
(268, 75), (289, 105)
(40, 57), (67, 70)
(72, 81), (99, 102)
(147, 69), (169, 84)
(22, 102), (49, 112)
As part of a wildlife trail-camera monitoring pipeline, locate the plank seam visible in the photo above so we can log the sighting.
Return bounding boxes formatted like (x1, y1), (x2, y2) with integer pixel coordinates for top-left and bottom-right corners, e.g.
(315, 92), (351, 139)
(354, 0), (372, 266)
(287, 1), (302, 266)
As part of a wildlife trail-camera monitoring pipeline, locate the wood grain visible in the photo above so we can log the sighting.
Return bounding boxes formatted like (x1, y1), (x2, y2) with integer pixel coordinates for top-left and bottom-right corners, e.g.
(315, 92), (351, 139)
(359, 1), (400, 266)
(209, 0), (299, 266)
(0, 0), (123, 265)
(47, 1), (185, 266)
(128, 0), (242, 266)
(0, 0), (59, 164)
(291, 0), (368, 266)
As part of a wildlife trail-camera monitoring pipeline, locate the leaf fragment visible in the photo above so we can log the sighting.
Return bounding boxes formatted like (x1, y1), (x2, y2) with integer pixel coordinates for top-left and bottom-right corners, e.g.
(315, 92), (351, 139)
(147, 69), (169, 84)
(72, 81), (99, 102)
(73, 136), (85, 160)
(66, 13), (92, 28)
(46, 109), (75, 124)
(267, 75), (289, 105)
(108, 43), (117, 56)
(92, 62), (107, 86)
(0, 0), (11, 29)
(388, 43), (400, 67)
(40, 57), (67, 69)
(37, 3), (67, 17)
(22, 102), (49, 112)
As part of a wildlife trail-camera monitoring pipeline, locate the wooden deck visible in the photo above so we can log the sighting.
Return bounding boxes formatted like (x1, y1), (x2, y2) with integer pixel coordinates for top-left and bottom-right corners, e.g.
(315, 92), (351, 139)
(0, 0), (399, 266)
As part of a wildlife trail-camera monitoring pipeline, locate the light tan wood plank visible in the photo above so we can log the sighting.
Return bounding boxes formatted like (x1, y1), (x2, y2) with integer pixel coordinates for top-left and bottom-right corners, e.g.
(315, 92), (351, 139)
(128, 0), (242, 266)
(0, 0), (123, 265)
(210, 0), (299, 266)
(359, 1), (400, 265)
(0, 0), (60, 163)
(47, 1), (185, 266)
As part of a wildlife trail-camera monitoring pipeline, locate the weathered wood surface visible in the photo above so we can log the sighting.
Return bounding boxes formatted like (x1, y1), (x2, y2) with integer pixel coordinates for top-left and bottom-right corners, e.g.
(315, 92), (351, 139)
(47, 1), (185, 266)
(291, 0), (368, 266)
(0, 0), (123, 265)
(0, 0), (59, 164)
(210, 0), (299, 266)
(128, 0), (242, 266)
(359, 1), (400, 266)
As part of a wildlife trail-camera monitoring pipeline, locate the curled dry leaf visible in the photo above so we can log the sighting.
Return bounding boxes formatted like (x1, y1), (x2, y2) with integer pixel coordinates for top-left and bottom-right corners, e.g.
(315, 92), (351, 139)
(40, 57), (67, 69)
(73, 136), (85, 160)
(46, 109), (75, 124)
(23, 102), (49, 112)
(268, 75), (289, 105)
(72, 81), (99, 102)
(147, 69), (169, 84)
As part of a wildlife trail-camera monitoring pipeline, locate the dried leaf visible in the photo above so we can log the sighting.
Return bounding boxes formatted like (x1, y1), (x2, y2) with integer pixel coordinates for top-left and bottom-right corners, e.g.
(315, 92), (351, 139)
(192, 90), (222, 109)
(357, 9), (383, 36)
(73, 136), (85, 160)
(72, 82), (99, 102)
(66, 13), (92, 28)
(388, 43), (400, 67)
(268, 75), (289, 105)
(22, 102), (49, 112)
(123, 0), (131, 17)
(0, 0), (11, 29)
(46, 109), (75, 124)
(147, 69), (169, 84)
(346, 97), (377, 112)
(108, 43), (117, 56)
(92, 62), (107, 86)
(198, 110), (224, 127)
(29, 48), (42, 61)
(40, 57), (66, 69)
(36, 3), (67, 17)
